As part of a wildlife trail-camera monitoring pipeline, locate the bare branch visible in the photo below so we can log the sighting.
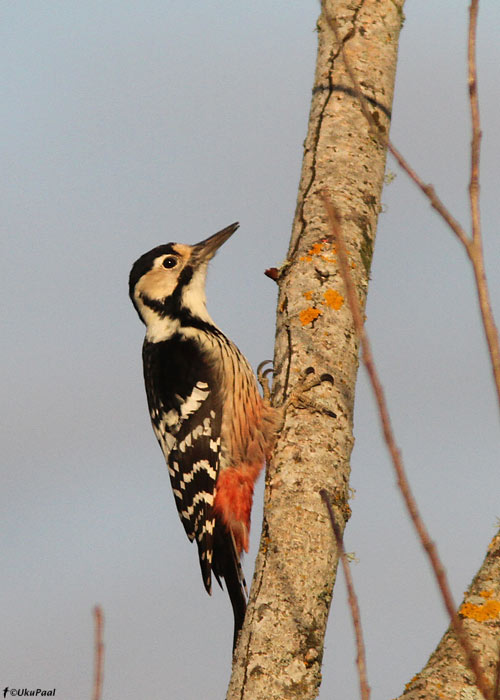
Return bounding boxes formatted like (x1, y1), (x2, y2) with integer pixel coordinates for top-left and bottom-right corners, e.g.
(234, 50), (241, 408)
(385, 144), (470, 249)
(321, 193), (494, 700)
(92, 606), (104, 700)
(324, 2), (500, 413)
(322, 7), (470, 248)
(320, 489), (370, 700)
(468, 0), (481, 242)
(466, 0), (500, 412)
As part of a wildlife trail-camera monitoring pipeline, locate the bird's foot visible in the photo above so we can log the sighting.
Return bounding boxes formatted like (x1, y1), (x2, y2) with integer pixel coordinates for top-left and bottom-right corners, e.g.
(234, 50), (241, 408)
(257, 360), (274, 402)
(286, 367), (336, 418)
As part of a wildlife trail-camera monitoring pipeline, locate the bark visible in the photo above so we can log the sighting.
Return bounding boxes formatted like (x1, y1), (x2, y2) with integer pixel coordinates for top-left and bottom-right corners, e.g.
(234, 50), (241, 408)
(396, 529), (500, 700)
(227, 2), (404, 698)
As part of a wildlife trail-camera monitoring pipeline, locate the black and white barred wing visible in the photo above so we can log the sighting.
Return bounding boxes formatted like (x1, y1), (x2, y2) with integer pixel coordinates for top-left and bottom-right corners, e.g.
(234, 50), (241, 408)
(166, 384), (222, 593)
(143, 339), (223, 592)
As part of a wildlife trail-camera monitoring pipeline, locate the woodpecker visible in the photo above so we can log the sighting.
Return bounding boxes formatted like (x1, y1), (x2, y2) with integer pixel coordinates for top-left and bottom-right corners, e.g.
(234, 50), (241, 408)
(129, 223), (278, 649)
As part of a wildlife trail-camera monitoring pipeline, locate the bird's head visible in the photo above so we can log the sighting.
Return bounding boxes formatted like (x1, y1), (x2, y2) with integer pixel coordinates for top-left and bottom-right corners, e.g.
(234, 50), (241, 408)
(129, 222), (239, 338)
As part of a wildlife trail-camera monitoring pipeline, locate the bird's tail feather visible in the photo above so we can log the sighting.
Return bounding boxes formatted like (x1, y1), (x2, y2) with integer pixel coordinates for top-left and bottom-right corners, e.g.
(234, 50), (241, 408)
(213, 522), (247, 651)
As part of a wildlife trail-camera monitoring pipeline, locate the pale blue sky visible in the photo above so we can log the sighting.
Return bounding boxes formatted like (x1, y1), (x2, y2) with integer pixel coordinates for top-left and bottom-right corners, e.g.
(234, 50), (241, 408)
(2, 2), (499, 699)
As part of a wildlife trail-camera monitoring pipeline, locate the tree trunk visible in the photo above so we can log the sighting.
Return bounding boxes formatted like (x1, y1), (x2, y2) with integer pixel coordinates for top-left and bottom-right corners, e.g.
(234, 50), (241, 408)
(227, 1), (404, 698)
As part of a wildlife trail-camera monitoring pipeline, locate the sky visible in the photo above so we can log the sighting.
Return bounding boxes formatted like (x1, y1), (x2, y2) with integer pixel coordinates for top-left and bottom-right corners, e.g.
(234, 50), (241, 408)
(2, 2), (500, 699)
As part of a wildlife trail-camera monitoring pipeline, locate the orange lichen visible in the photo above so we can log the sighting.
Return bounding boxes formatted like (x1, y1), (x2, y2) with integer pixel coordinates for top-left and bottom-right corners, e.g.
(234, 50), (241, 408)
(479, 589), (494, 599)
(300, 241), (340, 264)
(459, 600), (500, 621)
(323, 288), (344, 310)
(303, 290), (313, 301)
(308, 242), (324, 255)
(300, 242), (326, 262)
(299, 307), (322, 326)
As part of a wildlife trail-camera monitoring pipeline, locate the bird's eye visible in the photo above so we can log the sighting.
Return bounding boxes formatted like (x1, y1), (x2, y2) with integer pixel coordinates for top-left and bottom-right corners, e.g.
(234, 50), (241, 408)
(162, 256), (178, 269)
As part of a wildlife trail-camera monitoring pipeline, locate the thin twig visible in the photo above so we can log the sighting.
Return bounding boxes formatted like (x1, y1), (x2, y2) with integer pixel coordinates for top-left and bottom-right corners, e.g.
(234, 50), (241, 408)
(466, 0), (500, 411)
(321, 193), (493, 700)
(385, 144), (471, 249)
(468, 0), (481, 241)
(323, 3), (500, 412)
(320, 489), (370, 700)
(92, 606), (104, 700)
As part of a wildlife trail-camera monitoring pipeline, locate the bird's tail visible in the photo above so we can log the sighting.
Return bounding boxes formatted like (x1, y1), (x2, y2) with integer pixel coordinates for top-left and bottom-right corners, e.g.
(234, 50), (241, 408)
(213, 521), (247, 651)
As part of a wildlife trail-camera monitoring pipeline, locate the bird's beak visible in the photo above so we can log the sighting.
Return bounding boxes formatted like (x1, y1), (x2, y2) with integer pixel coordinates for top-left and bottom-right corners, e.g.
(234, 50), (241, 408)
(192, 222), (239, 263)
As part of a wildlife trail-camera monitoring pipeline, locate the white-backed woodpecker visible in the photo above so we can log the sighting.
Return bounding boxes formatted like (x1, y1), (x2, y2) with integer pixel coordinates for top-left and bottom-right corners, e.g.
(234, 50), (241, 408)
(129, 223), (278, 650)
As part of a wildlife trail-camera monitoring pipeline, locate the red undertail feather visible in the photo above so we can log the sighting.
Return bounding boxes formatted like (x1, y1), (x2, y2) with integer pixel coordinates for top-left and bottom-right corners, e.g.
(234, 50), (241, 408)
(213, 462), (263, 553)
(214, 396), (279, 553)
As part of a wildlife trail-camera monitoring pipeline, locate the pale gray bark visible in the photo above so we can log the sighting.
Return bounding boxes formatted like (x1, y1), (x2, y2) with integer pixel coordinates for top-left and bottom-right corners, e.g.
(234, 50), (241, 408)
(396, 530), (500, 700)
(227, 2), (404, 698)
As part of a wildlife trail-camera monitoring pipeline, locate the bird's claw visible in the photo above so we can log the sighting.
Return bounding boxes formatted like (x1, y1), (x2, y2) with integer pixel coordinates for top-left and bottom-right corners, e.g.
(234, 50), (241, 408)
(257, 360), (274, 401)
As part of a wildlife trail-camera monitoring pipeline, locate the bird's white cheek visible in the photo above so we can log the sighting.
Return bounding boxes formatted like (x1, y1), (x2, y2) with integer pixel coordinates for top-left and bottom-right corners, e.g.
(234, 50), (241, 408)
(137, 268), (177, 301)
